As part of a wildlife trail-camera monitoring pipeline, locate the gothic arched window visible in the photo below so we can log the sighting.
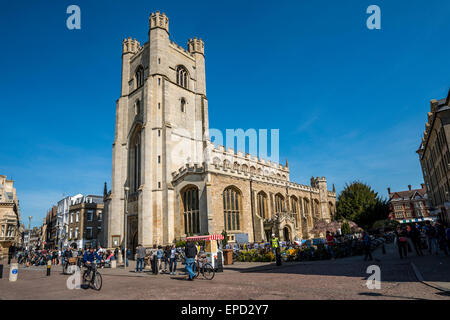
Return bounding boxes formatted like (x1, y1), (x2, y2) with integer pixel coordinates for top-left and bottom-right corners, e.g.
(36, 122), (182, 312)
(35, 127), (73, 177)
(223, 187), (241, 231)
(257, 192), (268, 219)
(275, 194), (285, 214)
(291, 196), (298, 227)
(135, 65), (144, 88)
(129, 130), (141, 192)
(182, 187), (200, 235)
(176, 65), (188, 89)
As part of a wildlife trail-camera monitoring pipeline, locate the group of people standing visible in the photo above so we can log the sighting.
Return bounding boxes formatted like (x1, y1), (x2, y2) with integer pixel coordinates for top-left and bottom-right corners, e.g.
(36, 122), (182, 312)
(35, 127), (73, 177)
(395, 220), (450, 259)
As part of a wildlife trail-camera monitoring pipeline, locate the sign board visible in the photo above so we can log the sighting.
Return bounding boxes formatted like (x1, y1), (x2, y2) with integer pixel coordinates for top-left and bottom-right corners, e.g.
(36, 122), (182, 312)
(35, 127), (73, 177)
(234, 233), (249, 244)
(9, 263), (18, 282)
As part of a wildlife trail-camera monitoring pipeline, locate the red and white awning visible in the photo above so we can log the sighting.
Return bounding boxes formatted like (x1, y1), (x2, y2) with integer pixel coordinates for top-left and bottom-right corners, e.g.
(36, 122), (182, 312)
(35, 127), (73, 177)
(186, 234), (224, 241)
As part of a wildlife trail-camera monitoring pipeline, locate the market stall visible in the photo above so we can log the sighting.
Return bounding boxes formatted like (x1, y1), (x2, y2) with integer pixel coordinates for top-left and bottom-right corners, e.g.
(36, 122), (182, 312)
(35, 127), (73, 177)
(185, 234), (224, 270)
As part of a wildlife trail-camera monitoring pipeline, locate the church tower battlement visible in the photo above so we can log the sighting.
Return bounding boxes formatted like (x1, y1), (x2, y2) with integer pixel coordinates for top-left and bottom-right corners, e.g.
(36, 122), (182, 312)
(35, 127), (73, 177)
(149, 11), (169, 33)
(122, 38), (141, 55)
(188, 37), (205, 55)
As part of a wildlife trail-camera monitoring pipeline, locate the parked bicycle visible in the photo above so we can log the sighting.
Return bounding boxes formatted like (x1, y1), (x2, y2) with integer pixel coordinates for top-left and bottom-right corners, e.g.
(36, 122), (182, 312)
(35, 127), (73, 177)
(82, 262), (102, 290)
(192, 256), (215, 280)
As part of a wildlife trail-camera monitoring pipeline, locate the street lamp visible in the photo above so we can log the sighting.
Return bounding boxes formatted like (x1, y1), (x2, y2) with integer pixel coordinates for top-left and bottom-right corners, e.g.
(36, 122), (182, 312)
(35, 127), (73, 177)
(28, 216), (32, 249)
(124, 186), (130, 270)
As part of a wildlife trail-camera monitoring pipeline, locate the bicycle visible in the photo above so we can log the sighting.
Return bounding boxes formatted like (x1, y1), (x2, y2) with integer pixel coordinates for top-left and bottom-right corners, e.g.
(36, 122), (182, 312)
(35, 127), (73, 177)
(82, 261), (102, 290)
(192, 256), (215, 280)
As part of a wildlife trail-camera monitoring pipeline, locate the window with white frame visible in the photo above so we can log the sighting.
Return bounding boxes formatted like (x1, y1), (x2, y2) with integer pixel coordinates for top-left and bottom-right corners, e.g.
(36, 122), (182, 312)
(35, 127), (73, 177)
(6, 225), (14, 237)
(98, 211), (102, 221)
(86, 227), (93, 239)
(87, 210), (94, 222)
(76, 211), (79, 222)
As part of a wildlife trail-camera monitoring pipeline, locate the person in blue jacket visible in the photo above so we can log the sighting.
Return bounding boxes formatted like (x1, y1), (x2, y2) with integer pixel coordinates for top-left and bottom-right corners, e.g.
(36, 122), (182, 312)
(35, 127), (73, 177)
(83, 247), (104, 276)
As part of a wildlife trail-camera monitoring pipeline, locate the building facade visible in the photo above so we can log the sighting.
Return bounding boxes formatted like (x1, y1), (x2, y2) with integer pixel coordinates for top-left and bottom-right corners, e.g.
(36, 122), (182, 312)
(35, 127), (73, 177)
(103, 12), (336, 250)
(67, 195), (104, 249)
(56, 194), (83, 249)
(417, 90), (450, 224)
(0, 175), (21, 259)
(387, 184), (434, 224)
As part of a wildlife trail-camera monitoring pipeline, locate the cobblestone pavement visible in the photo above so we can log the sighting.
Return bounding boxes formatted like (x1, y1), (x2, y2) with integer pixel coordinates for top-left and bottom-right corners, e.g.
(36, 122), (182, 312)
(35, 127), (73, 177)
(0, 243), (449, 300)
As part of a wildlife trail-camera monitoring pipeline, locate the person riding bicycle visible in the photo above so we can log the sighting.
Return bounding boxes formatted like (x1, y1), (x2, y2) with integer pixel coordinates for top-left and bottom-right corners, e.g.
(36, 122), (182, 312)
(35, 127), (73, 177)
(83, 247), (104, 276)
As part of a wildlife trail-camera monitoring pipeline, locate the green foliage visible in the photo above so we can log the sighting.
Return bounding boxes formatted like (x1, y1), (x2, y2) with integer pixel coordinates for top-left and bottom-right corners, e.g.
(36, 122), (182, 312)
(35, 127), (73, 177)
(372, 219), (399, 230)
(336, 181), (390, 229)
(221, 230), (228, 247)
(341, 221), (351, 235)
(175, 240), (186, 248)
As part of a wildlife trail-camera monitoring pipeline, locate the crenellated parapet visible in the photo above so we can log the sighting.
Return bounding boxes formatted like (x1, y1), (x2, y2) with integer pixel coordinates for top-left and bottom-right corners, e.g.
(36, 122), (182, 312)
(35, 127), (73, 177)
(122, 37), (141, 55)
(149, 11), (169, 33)
(171, 163), (206, 181)
(188, 37), (205, 55)
(205, 141), (290, 181)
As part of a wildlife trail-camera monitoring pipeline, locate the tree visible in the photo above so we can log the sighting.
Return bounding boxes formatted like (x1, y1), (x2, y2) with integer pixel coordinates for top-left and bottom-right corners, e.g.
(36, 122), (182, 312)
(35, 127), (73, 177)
(336, 181), (390, 230)
(221, 230), (228, 247)
(341, 221), (351, 235)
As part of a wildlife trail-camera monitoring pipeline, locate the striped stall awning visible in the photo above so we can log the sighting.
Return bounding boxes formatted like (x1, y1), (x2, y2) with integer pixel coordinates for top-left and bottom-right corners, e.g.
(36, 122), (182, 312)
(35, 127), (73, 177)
(186, 234), (224, 241)
(400, 217), (436, 224)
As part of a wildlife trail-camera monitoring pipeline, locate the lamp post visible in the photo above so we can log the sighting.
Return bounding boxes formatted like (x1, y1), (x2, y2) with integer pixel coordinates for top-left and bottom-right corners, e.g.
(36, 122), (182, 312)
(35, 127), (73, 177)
(28, 216), (32, 250)
(124, 186), (130, 270)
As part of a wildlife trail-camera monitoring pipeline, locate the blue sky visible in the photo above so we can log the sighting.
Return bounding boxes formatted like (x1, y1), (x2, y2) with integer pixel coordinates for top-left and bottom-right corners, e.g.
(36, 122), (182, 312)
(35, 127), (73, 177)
(1, 0), (449, 227)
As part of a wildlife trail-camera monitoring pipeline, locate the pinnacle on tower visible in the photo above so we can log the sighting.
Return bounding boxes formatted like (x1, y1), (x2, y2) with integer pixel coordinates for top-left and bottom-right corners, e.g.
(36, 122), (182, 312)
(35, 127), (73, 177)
(149, 11), (169, 33)
(188, 37), (205, 55)
(122, 37), (141, 54)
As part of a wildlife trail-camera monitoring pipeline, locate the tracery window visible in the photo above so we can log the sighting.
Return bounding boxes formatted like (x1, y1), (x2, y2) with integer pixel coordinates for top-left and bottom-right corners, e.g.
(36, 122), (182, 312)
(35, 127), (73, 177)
(176, 65), (188, 88)
(182, 187), (200, 235)
(223, 187), (241, 231)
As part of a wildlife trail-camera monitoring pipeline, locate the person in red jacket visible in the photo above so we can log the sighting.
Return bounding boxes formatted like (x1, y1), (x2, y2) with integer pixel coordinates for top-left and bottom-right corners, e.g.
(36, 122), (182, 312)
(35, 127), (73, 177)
(326, 231), (335, 259)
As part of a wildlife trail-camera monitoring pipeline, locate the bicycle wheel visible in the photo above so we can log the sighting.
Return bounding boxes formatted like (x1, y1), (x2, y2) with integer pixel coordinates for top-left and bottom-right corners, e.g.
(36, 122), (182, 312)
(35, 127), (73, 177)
(93, 272), (102, 291)
(82, 270), (92, 287)
(202, 263), (215, 280)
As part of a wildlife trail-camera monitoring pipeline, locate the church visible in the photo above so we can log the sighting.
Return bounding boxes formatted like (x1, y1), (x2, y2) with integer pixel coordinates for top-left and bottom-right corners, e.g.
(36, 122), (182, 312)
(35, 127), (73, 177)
(103, 12), (336, 250)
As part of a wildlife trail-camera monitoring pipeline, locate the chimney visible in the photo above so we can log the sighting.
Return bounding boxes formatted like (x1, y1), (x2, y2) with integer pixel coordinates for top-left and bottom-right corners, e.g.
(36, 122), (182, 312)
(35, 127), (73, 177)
(421, 183), (425, 190)
(408, 185), (412, 191)
(387, 187), (391, 194)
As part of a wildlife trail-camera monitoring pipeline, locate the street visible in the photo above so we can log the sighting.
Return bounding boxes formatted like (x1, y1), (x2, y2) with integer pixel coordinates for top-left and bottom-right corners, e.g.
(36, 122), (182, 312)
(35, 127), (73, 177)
(1, 243), (449, 300)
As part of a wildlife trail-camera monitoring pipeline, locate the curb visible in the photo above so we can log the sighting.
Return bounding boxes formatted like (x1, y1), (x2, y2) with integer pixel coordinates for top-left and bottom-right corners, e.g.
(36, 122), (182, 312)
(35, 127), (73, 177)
(410, 262), (450, 293)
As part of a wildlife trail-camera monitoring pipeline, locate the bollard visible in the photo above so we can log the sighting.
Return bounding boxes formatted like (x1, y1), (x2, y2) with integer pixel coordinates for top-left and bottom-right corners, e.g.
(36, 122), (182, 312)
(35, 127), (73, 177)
(0, 264), (3, 279)
(47, 260), (51, 276)
(9, 263), (18, 282)
(111, 260), (116, 269)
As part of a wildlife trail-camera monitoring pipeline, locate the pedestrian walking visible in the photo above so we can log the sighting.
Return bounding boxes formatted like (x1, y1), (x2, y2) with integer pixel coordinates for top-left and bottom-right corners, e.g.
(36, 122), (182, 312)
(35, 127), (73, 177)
(362, 231), (373, 261)
(184, 241), (197, 281)
(409, 224), (423, 256)
(169, 244), (178, 275)
(326, 231), (335, 259)
(163, 245), (171, 273)
(436, 222), (449, 256)
(396, 227), (408, 259)
(136, 244), (146, 273)
(424, 221), (438, 255)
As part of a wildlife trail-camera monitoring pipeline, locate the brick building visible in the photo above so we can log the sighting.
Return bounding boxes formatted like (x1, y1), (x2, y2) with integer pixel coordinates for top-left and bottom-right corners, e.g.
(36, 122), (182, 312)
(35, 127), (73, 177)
(387, 184), (434, 224)
(67, 195), (104, 249)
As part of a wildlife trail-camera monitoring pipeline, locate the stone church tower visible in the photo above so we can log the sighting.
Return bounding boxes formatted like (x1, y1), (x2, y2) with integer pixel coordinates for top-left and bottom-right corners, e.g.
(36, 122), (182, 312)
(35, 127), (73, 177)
(103, 12), (337, 249)
(104, 11), (209, 248)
